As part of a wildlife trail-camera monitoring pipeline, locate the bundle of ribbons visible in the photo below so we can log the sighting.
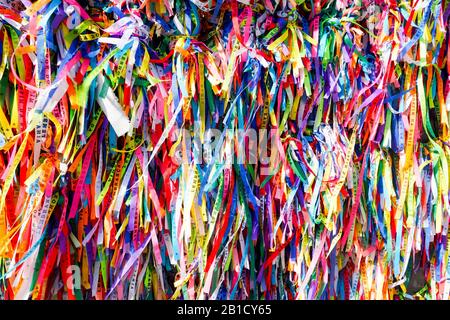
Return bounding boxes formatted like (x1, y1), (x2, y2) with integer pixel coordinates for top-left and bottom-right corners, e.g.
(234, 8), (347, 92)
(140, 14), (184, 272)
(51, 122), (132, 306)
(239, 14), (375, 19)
(0, 0), (450, 300)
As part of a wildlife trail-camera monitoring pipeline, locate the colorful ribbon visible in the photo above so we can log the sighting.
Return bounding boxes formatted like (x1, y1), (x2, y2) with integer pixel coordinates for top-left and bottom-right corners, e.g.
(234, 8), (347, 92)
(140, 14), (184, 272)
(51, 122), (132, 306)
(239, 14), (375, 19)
(0, 0), (450, 300)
